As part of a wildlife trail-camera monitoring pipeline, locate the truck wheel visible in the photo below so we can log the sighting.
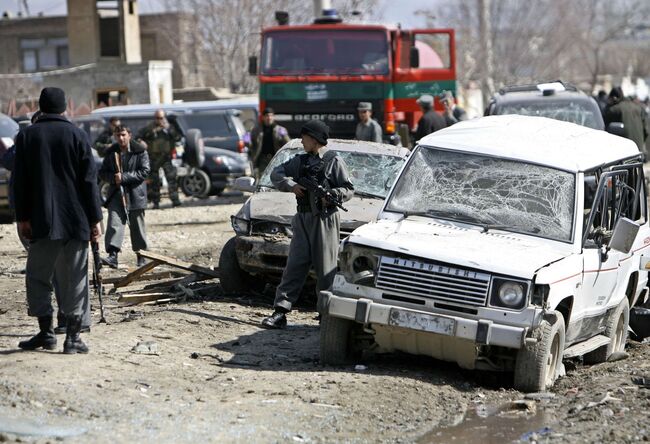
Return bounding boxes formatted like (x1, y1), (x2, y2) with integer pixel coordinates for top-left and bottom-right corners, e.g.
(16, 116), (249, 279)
(320, 313), (361, 365)
(181, 169), (211, 199)
(218, 237), (264, 294)
(584, 298), (629, 364)
(184, 128), (205, 168)
(514, 311), (565, 392)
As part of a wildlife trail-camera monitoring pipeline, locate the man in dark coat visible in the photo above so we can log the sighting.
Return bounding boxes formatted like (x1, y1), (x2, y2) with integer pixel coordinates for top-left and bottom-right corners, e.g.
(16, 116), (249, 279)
(604, 87), (649, 153)
(93, 116), (121, 157)
(13, 87), (103, 354)
(250, 108), (290, 178)
(99, 125), (151, 269)
(414, 94), (446, 143)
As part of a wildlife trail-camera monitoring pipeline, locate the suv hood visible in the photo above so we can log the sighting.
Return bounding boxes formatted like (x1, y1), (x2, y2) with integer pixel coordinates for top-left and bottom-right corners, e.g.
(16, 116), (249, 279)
(247, 191), (383, 229)
(349, 218), (574, 279)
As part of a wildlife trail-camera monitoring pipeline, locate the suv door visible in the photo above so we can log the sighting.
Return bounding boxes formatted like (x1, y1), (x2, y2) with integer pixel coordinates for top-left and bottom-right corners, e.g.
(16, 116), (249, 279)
(577, 164), (646, 341)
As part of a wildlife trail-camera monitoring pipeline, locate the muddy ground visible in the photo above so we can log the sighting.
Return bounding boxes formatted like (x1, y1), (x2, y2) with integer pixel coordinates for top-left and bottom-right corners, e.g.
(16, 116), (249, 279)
(1, 193), (649, 443)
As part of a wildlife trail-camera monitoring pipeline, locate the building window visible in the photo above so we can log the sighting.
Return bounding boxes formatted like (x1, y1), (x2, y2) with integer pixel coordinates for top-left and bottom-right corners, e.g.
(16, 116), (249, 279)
(20, 37), (69, 72)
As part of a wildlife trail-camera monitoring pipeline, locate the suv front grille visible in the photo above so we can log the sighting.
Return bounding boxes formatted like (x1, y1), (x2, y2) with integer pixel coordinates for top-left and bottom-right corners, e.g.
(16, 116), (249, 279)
(376, 256), (491, 307)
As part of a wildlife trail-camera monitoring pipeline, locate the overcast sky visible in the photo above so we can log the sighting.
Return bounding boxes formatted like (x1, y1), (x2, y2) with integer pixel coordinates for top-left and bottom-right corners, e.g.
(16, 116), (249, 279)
(0, 0), (433, 28)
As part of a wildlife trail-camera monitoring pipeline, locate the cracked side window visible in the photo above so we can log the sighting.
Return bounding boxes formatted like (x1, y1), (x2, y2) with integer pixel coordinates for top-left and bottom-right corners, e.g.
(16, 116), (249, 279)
(386, 147), (576, 241)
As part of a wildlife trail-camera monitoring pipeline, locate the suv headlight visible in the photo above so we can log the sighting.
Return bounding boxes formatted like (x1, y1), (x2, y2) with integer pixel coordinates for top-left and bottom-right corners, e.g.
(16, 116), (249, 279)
(490, 278), (529, 310)
(231, 215), (250, 235)
(340, 243), (378, 286)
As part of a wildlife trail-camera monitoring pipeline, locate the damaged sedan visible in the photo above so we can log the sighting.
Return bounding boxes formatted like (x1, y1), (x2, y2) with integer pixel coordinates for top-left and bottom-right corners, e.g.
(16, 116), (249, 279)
(219, 138), (409, 294)
(319, 115), (650, 392)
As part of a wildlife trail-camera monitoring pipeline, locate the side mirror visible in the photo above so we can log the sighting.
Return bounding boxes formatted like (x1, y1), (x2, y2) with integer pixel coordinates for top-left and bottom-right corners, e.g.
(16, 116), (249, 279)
(409, 47), (419, 68)
(609, 217), (640, 254)
(248, 56), (258, 76)
(233, 176), (256, 192)
(606, 122), (626, 138)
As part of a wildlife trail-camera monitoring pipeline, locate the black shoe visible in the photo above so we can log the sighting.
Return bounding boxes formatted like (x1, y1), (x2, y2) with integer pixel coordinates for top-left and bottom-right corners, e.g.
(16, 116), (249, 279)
(172, 200), (182, 208)
(152, 202), (160, 210)
(18, 316), (57, 350)
(63, 315), (89, 354)
(261, 311), (287, 329)
(136, 254), (147, 268)
(101, 251), (118, 269)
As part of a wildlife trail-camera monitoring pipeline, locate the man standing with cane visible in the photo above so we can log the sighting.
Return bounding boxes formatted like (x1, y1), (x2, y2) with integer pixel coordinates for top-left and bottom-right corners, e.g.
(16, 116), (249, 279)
(100, 125), (150, 268)
(14, 87), (103, 354)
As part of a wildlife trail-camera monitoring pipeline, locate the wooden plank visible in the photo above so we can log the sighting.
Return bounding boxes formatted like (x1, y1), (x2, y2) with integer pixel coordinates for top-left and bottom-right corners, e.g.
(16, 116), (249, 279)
(117, 292), (176, 304)
(102, 270), (187, 285)
(112, 259), (163, 289)
(138, 250), (220, 278)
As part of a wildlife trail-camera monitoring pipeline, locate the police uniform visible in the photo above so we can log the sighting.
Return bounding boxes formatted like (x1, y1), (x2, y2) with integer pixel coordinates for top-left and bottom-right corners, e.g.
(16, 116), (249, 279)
(137, 119), (182, 207)
(262, 120), (354, 328)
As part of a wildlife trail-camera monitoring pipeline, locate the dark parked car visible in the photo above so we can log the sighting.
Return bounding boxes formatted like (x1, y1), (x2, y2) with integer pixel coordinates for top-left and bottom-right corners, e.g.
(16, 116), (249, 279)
(75, 109), (251, 198)
(0, 113), (20, 223)
(484, 81), (605, 130)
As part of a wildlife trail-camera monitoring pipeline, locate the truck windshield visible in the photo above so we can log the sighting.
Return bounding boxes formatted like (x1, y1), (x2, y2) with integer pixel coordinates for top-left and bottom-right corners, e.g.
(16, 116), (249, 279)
(261, 30), (389, 76)
(385, 147), (576, 242)
(260, 147), (404, 199)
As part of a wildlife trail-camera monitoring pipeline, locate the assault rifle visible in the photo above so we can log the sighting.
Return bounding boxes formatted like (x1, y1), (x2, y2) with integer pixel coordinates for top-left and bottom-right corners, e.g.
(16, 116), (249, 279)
(297, 175), (348, 212)
(91, 241), (107, 323)
(114, 152), (130, 224)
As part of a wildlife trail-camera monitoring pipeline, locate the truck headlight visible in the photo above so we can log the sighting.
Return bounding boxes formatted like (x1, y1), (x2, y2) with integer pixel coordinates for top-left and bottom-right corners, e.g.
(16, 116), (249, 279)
(490, 278), (529, 310)
(340, 243), (378, 286)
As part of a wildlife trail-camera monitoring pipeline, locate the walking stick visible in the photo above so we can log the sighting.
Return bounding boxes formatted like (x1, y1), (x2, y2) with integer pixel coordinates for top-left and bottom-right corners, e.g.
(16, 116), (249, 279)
(114, 152), (130, 225)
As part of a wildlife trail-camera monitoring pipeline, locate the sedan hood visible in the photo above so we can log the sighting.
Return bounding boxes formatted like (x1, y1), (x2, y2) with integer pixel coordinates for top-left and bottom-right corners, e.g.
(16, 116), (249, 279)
(349, 218), (575, 279)
(248, 191), (384, 229)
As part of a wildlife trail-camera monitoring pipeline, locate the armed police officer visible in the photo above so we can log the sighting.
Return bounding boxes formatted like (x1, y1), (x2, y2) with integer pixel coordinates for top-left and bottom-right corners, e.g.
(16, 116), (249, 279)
(137, 110), (182, 209)
(261, 120), (354, 329)
(99, 125), (151, 269)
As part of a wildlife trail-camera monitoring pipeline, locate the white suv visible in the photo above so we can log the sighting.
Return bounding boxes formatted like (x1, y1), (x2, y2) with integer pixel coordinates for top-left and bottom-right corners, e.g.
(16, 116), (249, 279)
(319, 115), (650, 392)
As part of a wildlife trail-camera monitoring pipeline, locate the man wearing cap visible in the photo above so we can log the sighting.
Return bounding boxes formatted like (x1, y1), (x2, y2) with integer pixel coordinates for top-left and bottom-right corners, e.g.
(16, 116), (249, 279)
(355, 102), (382, 143)
(414, 94), (446, 142)
(261, 119), (354, 329)
(439, 91), (468, 126)
(13, 87), (103, 354)
(250, 108), (290, 178)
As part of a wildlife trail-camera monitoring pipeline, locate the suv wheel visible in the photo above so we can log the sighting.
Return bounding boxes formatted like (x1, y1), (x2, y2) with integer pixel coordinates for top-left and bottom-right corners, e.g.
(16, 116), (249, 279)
(514, 311), (565, 392)
(319, 313), (361, 365)
(218, 237), (265, 294)
(584, 298), (629, 364)
(181, 169), (211, 199)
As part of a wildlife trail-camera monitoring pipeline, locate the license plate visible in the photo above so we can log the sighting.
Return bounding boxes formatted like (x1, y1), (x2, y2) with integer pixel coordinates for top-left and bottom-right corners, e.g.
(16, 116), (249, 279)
(388, 309), (455, 336)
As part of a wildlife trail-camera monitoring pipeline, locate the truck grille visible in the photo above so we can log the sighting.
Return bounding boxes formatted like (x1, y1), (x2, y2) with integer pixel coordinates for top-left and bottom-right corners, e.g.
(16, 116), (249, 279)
(376, 256), (491, 307)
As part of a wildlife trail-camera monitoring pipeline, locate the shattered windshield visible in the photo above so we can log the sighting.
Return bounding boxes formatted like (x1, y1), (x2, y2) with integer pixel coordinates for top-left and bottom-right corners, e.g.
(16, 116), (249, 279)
(498, 100), (602, 129)
(259, 147), (404, 199)
(385, 147), (576, 241)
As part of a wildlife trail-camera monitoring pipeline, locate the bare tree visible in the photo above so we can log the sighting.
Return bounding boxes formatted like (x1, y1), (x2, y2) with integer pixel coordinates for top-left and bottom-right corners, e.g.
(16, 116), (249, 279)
(161, 0), (383, 94)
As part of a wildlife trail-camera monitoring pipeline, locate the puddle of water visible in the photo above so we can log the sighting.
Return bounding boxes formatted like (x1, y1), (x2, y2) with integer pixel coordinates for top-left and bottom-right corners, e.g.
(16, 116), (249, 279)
(0, 415), (87, 438)
(418, 402), (556, 444)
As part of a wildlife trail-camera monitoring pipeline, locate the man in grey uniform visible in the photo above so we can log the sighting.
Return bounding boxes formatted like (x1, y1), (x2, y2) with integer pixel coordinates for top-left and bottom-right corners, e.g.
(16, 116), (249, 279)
(14, 87), (103, 354)
(355, 102), (382, 143)
(261, 120), (354, 329)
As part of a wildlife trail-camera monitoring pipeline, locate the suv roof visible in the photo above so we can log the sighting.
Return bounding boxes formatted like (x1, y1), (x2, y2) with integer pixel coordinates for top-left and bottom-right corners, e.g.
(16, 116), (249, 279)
(485, 81), (605, 130)
(420, 115), (639, 173)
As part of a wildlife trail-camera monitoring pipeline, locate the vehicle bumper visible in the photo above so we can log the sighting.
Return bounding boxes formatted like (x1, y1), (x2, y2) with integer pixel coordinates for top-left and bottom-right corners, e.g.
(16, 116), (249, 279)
(319, 290), (527, 349)
(234, 235), (290, 276)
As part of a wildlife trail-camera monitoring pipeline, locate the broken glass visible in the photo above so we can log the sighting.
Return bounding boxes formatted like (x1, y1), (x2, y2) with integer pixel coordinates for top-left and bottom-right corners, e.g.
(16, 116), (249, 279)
(259, 147), (405, 199)
(498, 100), (601, 129)
(386, 148), (576, 241)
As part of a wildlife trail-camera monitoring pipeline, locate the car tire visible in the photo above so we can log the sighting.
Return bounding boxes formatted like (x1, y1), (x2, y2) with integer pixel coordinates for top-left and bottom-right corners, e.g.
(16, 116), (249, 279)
(184, 128), (205, 168)
(319, 313), (361, 365)
(218, 237), (265, 294)
(514, 311), (565, 392)
(584, 298), (629, 364)
(180, 168), (211, 199)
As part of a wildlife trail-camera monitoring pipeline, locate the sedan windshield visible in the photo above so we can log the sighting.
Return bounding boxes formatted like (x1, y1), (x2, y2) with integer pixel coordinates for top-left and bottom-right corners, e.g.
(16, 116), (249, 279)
(261, 30), (389, 76)
(498, 100), (603, 129)
(385, 147), (576, 241)
(259, 147), (404, 199)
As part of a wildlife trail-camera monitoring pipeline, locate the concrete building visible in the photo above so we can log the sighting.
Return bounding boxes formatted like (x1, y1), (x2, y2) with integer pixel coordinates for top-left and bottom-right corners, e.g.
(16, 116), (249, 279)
(0, 0), (194, 115)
